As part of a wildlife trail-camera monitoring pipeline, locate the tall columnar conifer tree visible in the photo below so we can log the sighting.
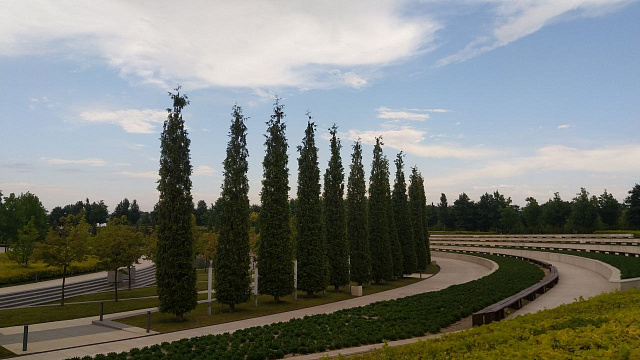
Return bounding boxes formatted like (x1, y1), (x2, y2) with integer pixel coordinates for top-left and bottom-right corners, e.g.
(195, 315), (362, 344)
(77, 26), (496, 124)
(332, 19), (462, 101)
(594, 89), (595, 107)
(393, 153), (417, 275)
(215, 104), (251, 312)
(296, 119), (327, 296)
(346, 140), (370, 286)
(155, 87), (197, 321)
(324, 125), (349, 291)
(387, 190), (403, 278)
(258, 99), (293, 302)
(368, 137), (394, 282)
(409, 167), (429, 271)
(420, 173), (431, 266)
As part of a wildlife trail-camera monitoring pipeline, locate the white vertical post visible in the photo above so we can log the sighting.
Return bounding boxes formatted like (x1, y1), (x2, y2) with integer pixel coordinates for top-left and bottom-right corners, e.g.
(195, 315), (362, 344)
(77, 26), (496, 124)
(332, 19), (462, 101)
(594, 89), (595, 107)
(253, 258), (258, 307)
(293, 259), (297, 301)
(207, 260), (213, 316)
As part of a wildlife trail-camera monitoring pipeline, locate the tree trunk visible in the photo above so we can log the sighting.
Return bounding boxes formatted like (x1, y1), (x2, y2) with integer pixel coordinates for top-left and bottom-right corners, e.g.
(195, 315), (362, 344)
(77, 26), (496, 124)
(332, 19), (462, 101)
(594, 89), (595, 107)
(306, 290), (314, 298)
(61, 265), (67, 306)
(229, 303), (235, 313)
(334, 285), (339, 292)
(176, 313), (184, 321)
(274, 295), (280, 303)
(114, 268), (119, 302)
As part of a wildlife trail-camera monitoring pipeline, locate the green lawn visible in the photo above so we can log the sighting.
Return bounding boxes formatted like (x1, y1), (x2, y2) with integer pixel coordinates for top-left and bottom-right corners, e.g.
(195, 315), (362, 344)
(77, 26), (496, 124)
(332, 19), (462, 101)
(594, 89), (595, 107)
(1, 266), (436, 330)
(117, 276), (426, 333)
(0, 292), (209, 328)
(0, 346), (14, 359)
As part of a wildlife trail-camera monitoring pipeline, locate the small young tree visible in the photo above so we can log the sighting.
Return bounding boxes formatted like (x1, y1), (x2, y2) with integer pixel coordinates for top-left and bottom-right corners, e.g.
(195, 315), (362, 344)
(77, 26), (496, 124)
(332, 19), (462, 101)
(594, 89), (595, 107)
(7, 217), (39, 267)
(155, 87), (197, 321)
(347, 140), (370, 286)
(94, 216), (143, 301)
(368, 137), (393, 282)
(324, 124), (349, 291)
(296, 119), (326, 296)
(215, 104), (251, 312)
(258, 99), (293, 302)
(37, 214), (90, 306)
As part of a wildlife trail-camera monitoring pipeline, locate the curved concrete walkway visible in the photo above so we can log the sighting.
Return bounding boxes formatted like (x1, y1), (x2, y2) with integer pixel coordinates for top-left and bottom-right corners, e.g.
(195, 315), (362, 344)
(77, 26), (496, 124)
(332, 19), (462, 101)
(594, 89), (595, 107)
(3, 255), (493, 359)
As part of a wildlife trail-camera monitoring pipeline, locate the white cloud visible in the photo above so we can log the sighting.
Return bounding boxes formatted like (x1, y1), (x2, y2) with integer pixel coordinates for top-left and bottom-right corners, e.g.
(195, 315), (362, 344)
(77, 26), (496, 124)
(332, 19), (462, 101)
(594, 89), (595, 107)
(436, 0), (632, 67)
(331, 70), (368, 89)
(347, 125), (497, 159)
(557, 124), (571, 129)
(42, 157), (107, 167)
(377, 107), (430, 121)
(79, 109), (167, 134)
(1, 1), (440, 89)
(193, 165), (215, 176)
(116, 171), (158, 179)
(429, 144), (640, 186)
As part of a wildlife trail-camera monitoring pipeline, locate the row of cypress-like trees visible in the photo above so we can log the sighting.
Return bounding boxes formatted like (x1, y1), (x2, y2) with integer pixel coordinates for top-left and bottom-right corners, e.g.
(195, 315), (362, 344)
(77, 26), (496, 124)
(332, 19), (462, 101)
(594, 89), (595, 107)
(155, 92), (430, 320)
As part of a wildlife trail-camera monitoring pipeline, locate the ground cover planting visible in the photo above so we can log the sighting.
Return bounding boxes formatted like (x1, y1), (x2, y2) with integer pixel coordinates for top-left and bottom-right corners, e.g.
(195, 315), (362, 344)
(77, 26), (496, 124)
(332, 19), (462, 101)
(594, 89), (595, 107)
(0, 345), (14, 359)
(0, 253), (101, 286)
(349, 289), (640, 359)
(117, 276), (427, 332)
(69, 254), (544, 360)
(440, 244), (640, 279)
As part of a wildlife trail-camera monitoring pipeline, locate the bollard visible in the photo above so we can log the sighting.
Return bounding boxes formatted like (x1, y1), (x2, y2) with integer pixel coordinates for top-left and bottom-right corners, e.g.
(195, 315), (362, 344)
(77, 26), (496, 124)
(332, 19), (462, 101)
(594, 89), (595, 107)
(35, 274), (38, 283)
(146, 311), (151, 333)
(22, 325), (28, 351)
(100, 302), (104, 321)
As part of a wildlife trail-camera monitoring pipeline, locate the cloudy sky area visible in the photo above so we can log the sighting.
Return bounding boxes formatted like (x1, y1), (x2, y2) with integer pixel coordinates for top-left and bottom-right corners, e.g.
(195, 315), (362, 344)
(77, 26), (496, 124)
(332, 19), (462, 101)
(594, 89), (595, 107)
(1, 0), (639, 211)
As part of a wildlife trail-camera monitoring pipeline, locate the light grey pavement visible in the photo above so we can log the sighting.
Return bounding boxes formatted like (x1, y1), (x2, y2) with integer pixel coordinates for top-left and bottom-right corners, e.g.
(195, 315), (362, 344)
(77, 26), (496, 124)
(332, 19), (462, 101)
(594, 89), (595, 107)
(0, 259), (154, 296)
(2, 255), (494, 359)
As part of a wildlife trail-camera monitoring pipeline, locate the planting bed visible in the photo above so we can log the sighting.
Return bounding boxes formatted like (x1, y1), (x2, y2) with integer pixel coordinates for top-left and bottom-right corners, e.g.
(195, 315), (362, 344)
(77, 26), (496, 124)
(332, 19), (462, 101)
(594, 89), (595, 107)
(67, 254), (544, 360)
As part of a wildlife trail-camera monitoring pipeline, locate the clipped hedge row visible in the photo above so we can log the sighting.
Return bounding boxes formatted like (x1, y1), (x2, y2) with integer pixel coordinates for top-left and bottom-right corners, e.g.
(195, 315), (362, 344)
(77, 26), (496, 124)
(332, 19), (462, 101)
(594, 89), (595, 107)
(0, 255), (101, 286)
(349, 289), (640, 359)
(69, 254), (544, 360)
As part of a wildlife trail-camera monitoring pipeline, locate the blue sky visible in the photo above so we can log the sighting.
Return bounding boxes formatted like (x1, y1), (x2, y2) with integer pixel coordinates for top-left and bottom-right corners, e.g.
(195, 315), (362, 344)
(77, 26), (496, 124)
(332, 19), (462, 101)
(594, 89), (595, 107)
(1, 0), (639, 212)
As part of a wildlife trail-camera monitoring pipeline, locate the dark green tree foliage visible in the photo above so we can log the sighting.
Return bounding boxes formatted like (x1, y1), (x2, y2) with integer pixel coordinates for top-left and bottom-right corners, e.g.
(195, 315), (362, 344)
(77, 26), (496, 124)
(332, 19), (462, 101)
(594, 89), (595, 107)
(296, 120), (327, 295)
(567, 188), (599, 233)
(392, 153), (416, 275)
(409, 168), (429, 271)
(215, 104), (251, 311)
(112, 198), (131, 220)
(155, 88), (197, 320)
(368, 137), (393, 282)
(625, 184), (640, 229)
(453, 193), (477, 231)
(323, 125), (349, 291)
(521, 197), (542, 232)
(541, 193), (571, 232)
(598, 190), (621, 229)
(194, 200), (209, 226)
(258, 100), (293, 301)
(437, 193), (453, 230)
(387, 191), (403, 278)
(346, 141), (370, 286)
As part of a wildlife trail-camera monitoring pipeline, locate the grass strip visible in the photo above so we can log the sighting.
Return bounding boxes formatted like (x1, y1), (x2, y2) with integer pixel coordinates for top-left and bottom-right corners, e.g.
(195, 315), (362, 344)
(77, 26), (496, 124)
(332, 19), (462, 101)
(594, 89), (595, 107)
(0, 346), (15, 360)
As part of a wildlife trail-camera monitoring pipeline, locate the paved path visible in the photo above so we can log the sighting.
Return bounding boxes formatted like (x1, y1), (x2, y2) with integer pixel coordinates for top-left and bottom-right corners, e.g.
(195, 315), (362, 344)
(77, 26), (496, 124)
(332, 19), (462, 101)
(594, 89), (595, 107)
(2, 255), (493, 359)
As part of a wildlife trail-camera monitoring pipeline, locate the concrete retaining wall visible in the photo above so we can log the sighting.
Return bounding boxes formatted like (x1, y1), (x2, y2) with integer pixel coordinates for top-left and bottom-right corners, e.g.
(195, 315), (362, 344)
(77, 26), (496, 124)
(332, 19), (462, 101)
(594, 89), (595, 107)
(432, 251), (498, 276)
(433, 246), (640, 290)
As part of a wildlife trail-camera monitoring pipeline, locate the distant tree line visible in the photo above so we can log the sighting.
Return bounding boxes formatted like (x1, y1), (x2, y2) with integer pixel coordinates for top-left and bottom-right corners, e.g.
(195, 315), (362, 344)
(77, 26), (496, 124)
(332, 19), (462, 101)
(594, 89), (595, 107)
(427, 185), (640, 233)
